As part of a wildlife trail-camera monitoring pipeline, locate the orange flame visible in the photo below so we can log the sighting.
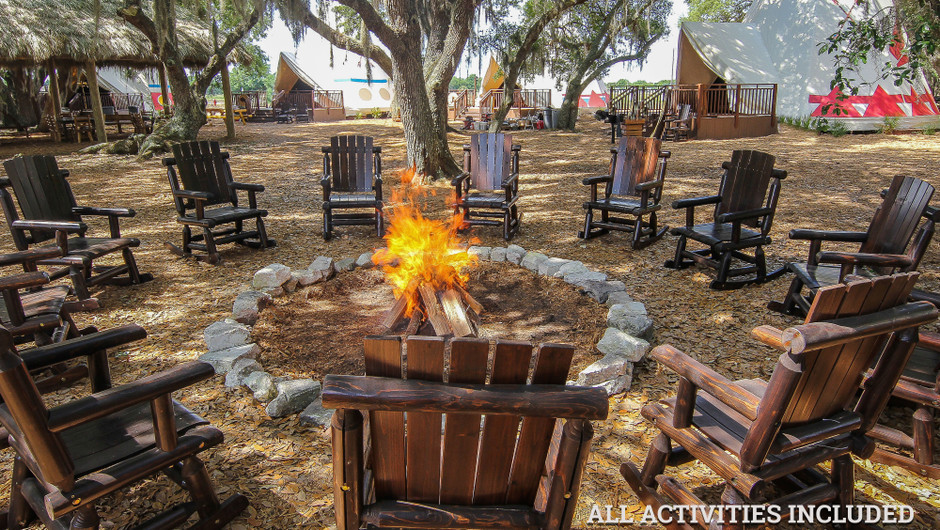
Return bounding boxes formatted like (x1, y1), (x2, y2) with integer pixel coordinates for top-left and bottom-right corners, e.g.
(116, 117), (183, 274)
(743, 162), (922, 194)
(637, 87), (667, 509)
(372, 165), (478, 316)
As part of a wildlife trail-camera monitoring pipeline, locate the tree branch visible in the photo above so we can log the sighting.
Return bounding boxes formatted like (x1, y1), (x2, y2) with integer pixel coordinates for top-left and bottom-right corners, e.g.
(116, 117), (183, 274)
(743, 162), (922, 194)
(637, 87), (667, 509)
(334, 0), (400, 50)
(301, 10), (393, 76)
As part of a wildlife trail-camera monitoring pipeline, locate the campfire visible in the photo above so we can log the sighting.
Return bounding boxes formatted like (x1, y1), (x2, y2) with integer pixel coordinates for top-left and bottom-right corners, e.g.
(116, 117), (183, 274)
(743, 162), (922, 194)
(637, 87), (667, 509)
(373, 167), (483, 337)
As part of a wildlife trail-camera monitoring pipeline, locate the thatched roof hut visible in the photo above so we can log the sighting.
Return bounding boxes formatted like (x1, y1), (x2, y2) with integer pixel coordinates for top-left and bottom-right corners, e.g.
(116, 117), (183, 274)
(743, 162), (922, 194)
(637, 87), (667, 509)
(0, 0), (241, 68)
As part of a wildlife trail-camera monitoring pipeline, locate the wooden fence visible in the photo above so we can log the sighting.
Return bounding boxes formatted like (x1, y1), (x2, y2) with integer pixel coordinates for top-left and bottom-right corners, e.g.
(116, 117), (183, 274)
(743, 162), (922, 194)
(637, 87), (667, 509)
(479, 88), (551, 116)
(276, 90), (345, 111)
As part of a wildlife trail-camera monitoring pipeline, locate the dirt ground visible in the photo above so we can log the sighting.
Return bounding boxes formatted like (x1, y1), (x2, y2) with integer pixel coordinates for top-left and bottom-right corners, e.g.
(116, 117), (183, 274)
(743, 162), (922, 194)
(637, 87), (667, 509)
(0, 116), (938, 529)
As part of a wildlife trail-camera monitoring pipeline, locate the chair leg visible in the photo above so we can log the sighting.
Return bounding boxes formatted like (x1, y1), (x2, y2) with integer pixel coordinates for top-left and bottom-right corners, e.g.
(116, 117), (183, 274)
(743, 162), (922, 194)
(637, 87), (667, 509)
(579, 208), (594, 239)
(376, 206), (384, 237)
(121, 248), (142, 284)
(323, 207), (333, 240)
(202, 228), (220, 265)
(182, 226), (193, 255)
(832, 455), (856, 528)
(913, 406), (935, 465)
(754, 246), (767, 282)
(639, 433), (671, 488)
(720, 484), (745, 530)
(256, 216), (272, 248)
(710, 252), (734, 289)
(503, 209), (511, 240)
(69, 266), (91, 300)
(8, 457), (33, 530)
(181, 457), (221, 519)
(664, 235), (689, 269)
(68, 505), (100, 530)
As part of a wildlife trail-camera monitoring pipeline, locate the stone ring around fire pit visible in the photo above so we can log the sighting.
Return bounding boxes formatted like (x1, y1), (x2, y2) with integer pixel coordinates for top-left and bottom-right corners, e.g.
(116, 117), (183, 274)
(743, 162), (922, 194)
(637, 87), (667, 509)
(197, 244), (654, 425)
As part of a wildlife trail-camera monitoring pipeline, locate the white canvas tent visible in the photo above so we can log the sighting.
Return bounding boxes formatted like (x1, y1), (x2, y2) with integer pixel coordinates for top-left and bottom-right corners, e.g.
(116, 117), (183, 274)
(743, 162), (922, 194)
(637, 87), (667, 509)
(576, 79), (609, 108)
(678, 0), (939, 130)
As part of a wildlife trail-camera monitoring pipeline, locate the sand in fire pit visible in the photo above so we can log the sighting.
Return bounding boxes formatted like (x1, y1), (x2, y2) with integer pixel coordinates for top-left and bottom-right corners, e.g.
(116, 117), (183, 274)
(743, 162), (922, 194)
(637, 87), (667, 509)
(251, 262), (609, 380)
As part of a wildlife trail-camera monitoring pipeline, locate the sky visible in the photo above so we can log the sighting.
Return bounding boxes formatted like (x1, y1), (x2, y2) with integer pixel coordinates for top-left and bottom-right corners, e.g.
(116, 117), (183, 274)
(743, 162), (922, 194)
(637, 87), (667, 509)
(258, 2), (689, 92)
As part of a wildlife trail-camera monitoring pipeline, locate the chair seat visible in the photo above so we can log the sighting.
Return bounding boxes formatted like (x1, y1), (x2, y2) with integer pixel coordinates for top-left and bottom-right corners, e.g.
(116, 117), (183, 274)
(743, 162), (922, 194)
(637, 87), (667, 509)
(326, 193), (380, 208)
(585, 196), (659, 215)
(900, 345), (940, 387)
(463, 192), (513, 209)
(37, 238), (140, 265)
(63, 399), (208, 477)
(179, 206), (268, 227)
(0, 285), (70, 334)
(671, 222), (764, 246)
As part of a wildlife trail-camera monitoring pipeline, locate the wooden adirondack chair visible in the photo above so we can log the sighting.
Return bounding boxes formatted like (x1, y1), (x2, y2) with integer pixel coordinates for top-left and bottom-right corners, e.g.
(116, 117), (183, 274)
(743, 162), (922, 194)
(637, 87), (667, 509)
(769, 175), (935, 316)
(0, 246), (99, 345)
(163, 141), (274, 264)
(622, 273), (936, 529)
(0, 326), (247, 530)
(864, 330), (940, 479)
(452, 133), (522, 240)
(323, 335), (608, 529)
(0, 155), (152, 300)
(320, 135), (384, 240)
(665, 150), (787, 289)
(662, 104), (692, 141)
(579, 136), (670, 249)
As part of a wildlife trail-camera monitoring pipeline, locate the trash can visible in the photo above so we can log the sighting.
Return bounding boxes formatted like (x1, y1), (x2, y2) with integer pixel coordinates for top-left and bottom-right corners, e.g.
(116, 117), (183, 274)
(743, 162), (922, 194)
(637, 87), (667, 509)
(542, 108), (557, 129)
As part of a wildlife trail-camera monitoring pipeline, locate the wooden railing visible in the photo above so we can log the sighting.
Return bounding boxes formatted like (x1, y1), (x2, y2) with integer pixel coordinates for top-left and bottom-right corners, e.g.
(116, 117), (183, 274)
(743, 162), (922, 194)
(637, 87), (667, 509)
(479, 89), (551, 115)
(450, 89), (475, 118)
(231, 91), (267, 114)
(75, 92), (147, 112)
(610, 83), (776, 123)
(608, 85), (670, 118)
(277, 90), (345, 111)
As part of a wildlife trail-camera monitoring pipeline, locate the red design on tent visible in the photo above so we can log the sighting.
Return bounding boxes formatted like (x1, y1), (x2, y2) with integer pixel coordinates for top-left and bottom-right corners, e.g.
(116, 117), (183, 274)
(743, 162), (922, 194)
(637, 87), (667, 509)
(577, 91), (609, 108)
(150, 92), (174, 111)
(808, 87), (862, 117)
(906, 88), (940, 116)
(864, 86), (906, 117)
(889, 31), (910, 67)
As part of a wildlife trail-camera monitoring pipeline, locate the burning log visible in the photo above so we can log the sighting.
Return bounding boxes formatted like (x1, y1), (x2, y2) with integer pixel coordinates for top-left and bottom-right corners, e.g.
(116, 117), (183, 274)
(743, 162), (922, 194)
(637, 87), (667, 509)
(380, 284), (482, 338)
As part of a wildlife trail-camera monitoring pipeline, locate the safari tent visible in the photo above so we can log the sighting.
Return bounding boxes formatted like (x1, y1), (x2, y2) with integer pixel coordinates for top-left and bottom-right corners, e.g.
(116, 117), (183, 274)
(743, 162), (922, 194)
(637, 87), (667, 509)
(272, 52), (345, 121)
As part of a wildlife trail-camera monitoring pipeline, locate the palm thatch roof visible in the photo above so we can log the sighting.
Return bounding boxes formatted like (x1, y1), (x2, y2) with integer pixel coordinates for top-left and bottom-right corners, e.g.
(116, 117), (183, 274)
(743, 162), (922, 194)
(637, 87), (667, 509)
(0, 0), (245, 68)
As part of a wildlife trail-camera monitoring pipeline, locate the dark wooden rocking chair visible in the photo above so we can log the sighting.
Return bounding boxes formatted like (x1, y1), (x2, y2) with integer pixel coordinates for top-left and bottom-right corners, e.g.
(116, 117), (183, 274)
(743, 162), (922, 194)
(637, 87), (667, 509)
(320, 135), (384, 240)
(0, 325), (248, 530)
(323, 335), (608, 529)
(768, 175), (935, 316)
(0, 155), (152, 300)
(579, 135), (670, 249)
(664, 150), (787, 289)
(452, 133), (522, 240)
(622, 273), (936, 529)
(163, 141), (274, 264)
(662, 104), (692, 142)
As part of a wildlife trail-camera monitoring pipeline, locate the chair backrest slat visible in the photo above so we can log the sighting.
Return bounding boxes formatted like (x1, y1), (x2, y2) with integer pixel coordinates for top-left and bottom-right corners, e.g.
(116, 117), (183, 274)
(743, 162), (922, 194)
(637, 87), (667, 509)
(404, 337), (445, 503)
(612, 136), (662, 196)
(780, 273), (919, 425)
(3, 155), (80, 243)
(469, 133), (512, 191)
(326, 135), (376, 192)
(862, 175), (934, 255)
(440, 339), (489, 504)
(714, 150), (776, 226)
(171, 141), (232, 206)
(363, 335), (406, 499)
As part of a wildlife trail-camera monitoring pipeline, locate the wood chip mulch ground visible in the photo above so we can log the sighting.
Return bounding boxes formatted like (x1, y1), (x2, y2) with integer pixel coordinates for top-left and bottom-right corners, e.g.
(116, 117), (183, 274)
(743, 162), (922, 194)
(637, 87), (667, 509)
(0, 116), (938, 529)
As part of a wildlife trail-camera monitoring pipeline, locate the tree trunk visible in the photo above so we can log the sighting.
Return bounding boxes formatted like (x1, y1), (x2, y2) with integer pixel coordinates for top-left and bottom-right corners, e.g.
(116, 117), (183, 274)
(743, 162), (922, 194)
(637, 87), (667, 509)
(557, 78), (586, 130)
(84, 62), (108, 143)
(137, 62), (206, 158)
(221, 59), (236, 140)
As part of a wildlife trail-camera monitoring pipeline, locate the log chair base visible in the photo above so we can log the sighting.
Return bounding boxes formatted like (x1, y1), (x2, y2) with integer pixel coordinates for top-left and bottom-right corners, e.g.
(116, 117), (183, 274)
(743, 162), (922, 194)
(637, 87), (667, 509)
(578, 214), (668, 250)
(665, 247), (786, 290)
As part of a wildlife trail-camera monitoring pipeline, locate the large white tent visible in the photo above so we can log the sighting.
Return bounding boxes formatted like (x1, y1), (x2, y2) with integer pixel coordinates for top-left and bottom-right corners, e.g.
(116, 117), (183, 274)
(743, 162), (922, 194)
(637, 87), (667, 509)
(677, 0), (939, 130)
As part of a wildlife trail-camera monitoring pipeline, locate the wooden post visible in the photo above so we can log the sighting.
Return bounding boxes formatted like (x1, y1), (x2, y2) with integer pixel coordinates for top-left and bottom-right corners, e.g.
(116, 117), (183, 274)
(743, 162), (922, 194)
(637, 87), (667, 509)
(220, 59), (236, 139)
(734, 84), (741, 128)
(46, 61), (62, 142)
(770, 83), (777, 129)
(84, 61), (107, 143)
(695, 83), (706, 137)
(159, 66), (170, 116)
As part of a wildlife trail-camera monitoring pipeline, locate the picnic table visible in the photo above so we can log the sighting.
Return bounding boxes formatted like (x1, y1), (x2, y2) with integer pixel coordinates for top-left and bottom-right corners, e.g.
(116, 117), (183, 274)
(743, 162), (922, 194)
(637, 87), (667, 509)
(207, 106), (248, 124)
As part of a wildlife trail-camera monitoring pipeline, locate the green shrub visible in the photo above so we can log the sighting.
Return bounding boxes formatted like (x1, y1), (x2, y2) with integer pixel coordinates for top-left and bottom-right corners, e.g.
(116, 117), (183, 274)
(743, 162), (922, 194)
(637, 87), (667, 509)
(878, 116), (901, 134)
(829, 121), (849, 137)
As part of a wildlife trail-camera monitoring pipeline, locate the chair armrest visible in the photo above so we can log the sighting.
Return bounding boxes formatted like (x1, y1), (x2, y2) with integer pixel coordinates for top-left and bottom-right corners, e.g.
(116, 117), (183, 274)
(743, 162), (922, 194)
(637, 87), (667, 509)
(672, 195), (721, 210)
(0, 246), (63, 267)
(511, 144), (522, 152)
(0, 177), (11, 187)
(788, 229), (868, 243)
(72, 206), (135, 218)
(816, 251), (913, 269)
(634, 179), (665, 192)
(502, 172), (519, 189)
(660, 150), (671, 159)
(21, 324), (147, 371)
(230, 181), (265, 192)
(322, 375), (609, 420)
(11, 220), (86, 233)
(161, 157), (176, 167)
(582, 175), (611, 186)
(0, 271), (49, 291)
(716, 207), (772, 224)
(771, 168), (787, 179)
(918, 331), (940, 351)
(171, 189), (213, 201)
(752, 325), (786, 350)
(47, 360), (214, 432)
(451, 172), (470, 187)
(651, 345), (759, 420)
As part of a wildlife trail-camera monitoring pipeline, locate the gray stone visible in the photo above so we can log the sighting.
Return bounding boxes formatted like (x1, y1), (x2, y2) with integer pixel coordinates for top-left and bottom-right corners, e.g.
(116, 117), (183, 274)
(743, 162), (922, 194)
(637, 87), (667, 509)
(265, 379), (322, 418)
(225, 358), (262, 388)
(555, 261), (588, 278)
(605, 291), (635, 307)
(299, 397), (334, 427)
(336, 257), (356, 271)
(198, 343), (259, 374)
(356, 252), (375, 269)
(563, 270), (607, 284)
(608, 302), (653, 338)
(598, 368), (634, 396)
(578, 280), (626, 303)
(596, 327), (650, 362)
(250, 263), (291, 290)
(261, 286), (285, 298)
(489, 247), (507, 262)
(204, 321), (252, 352)
(232, 291), (272, 325)
(468, 246), (491, 260)
(283, 278), (299, 293)
(293, 270), (319, 287)
(538, 257), (571, 277)
(307, 256), (336, 283)
(506, 244), (526, 264)
(576, 353), (629, 386)
(245, 371), (278, 402)
(520, 251), (548, 271)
